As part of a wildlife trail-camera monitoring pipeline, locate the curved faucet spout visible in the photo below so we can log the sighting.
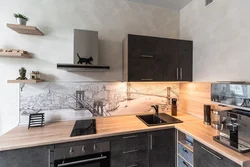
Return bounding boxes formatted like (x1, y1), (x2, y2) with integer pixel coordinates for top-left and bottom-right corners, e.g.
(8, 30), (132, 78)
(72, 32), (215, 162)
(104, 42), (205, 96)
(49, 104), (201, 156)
(151, 105), (159, 116)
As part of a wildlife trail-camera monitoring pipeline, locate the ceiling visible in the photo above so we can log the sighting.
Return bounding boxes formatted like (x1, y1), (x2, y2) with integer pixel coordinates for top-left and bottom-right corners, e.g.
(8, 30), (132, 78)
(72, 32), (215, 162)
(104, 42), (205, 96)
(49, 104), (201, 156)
(127, 0), (192, 10)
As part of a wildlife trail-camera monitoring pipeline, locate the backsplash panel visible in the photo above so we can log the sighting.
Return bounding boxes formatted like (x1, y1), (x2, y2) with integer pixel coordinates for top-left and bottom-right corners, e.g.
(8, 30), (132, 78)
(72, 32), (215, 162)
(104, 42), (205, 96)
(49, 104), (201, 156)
(19, 82), (179, 124)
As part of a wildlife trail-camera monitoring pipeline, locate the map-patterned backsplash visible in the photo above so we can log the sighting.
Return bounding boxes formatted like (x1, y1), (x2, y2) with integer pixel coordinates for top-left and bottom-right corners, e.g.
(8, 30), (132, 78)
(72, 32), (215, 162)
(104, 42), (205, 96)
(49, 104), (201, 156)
(19, 82), (179, 124)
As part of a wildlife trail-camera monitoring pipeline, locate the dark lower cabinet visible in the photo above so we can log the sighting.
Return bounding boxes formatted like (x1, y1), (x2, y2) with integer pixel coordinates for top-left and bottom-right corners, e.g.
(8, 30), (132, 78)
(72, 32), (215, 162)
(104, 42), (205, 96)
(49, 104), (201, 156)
(110, 130), (176, 167)
(194, 141), (240, 167)
(0, 145), (53, 167)
(110, 132), (149, 167)
(149, 129), (176, 167)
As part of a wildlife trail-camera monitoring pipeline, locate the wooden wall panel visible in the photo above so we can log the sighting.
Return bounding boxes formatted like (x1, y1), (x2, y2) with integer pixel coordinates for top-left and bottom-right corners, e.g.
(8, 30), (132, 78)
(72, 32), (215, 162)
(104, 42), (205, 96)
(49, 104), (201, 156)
(179, 82), (230, 119)
(179, 83), (211, 119)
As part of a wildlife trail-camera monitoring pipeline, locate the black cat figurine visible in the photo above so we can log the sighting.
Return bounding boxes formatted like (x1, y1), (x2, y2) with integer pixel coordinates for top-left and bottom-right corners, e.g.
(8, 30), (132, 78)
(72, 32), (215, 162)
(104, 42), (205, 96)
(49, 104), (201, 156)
(77, 53), (93, 65)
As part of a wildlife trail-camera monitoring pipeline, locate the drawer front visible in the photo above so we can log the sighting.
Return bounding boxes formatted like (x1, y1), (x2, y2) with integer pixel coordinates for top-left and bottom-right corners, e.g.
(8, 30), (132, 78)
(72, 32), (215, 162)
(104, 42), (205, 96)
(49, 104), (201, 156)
(194, 141), (241, 167)
(178, 156), (192, 167)
(111, 145), (148, 166)
(178, 143), (193, 165)
(114, 160), (149, 167)
(111, 133), (148, 151)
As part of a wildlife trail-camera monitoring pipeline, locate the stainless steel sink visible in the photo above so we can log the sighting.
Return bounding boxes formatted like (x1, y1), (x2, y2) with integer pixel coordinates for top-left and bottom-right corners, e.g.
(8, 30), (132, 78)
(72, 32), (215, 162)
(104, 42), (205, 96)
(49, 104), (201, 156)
(136, 113), (183, 126)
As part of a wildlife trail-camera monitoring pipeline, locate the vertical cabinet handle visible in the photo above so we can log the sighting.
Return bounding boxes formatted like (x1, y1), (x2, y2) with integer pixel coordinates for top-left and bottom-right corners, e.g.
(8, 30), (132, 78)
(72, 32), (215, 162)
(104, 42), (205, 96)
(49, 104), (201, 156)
(177, 68), (179, 80)
(150, 134), (153, 150)
(201, 146), (222, 160)
(48, 149), (54, 167)
(180, 68), (183, 80)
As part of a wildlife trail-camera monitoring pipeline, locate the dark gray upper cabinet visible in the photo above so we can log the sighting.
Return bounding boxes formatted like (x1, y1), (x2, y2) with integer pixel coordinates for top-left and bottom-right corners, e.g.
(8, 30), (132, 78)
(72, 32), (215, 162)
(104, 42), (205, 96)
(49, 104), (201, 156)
(162, 39), (193, 81)
(149, 129), (176, 167)
(0, 145), (53, 167)
(194, 140), (240, 167)
(178, 40), (193, 81)
(123, 34), (193, 82)
(162, 38), (179, 81)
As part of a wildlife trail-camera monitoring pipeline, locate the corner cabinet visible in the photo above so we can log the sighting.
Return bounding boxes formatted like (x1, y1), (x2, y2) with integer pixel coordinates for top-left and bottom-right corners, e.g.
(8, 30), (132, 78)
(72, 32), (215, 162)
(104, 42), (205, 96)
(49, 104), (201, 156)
(149, 129), (176, 167)
(123, 34), (193, 82)
(194, 141), (240, 167)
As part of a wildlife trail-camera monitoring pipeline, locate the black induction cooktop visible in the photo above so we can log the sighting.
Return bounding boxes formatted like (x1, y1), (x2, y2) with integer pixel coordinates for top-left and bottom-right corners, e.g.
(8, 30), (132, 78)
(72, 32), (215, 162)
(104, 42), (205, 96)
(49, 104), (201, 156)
(70, 119), (97, 137)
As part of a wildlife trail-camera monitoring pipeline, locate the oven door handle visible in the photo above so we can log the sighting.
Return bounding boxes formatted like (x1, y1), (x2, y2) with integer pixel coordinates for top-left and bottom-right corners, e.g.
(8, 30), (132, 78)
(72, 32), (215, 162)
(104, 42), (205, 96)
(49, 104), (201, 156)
(58, 156), (107, 167)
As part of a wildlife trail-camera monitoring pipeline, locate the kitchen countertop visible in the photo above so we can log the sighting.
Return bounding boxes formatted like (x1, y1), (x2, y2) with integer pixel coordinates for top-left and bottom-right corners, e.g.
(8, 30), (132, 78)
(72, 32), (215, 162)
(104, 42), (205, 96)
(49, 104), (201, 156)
(176, 122), (250, 167)
(0, 112), (249, 166)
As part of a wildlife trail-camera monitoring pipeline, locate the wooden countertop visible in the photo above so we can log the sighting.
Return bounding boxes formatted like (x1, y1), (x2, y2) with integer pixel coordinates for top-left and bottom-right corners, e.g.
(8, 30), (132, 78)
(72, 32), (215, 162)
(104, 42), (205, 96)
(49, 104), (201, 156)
(0, 112), (249, 166)
(176, 123), (250, 167)
(0, 112), (198, 151)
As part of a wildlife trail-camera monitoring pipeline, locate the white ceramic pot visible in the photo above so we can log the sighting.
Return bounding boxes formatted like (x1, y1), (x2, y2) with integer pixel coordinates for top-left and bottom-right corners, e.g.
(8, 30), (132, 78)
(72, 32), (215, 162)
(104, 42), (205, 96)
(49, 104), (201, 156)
(16, 18), (27, 25)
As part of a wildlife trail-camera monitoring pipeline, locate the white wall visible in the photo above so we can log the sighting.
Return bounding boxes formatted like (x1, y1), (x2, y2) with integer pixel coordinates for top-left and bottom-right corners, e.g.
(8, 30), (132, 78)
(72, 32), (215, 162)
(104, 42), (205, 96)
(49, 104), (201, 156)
(0, 0), (179, 135)
(180, 0), (250, 82)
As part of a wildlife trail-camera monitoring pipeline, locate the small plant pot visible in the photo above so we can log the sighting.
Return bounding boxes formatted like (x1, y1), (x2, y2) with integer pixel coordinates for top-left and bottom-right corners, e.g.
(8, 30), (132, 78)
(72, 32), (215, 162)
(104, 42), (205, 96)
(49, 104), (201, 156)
(16, 18), (27, 25)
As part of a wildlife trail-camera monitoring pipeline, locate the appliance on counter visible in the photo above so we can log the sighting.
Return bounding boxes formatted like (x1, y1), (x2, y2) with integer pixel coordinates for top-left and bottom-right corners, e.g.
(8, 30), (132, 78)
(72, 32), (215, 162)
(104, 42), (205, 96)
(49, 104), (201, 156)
(57, 29), (110, 72)
(70, 119), (97, 137)
(51, 141), (110, 167)
(204, 105), (211, 125)
(213, 109), (250, 153)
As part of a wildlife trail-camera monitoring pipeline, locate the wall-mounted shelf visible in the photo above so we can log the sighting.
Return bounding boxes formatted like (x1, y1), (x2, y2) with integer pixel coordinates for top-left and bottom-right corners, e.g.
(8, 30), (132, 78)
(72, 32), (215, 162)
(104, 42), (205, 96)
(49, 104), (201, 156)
(0, 52), (31, 58)
(7, 23), (44, 36)
(7, 80), (44, 84)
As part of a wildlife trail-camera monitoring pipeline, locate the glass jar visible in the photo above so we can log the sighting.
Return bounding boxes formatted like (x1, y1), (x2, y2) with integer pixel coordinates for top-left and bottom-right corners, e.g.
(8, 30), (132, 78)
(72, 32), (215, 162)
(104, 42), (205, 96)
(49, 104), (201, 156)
(211, 110), (220, 130)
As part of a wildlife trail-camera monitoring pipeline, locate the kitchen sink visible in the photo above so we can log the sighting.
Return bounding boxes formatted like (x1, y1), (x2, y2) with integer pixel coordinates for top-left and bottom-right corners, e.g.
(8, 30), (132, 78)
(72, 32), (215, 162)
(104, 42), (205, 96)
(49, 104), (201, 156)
(136, 113), (183, 126)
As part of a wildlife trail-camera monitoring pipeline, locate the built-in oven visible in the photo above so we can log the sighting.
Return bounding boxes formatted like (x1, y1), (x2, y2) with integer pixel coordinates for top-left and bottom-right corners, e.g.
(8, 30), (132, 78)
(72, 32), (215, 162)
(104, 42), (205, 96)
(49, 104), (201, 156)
(50, 141), (110, 167)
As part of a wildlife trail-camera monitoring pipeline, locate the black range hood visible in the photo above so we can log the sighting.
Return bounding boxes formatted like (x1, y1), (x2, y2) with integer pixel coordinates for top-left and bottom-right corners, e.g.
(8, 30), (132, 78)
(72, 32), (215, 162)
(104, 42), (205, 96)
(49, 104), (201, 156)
(57, 29), (110, 72)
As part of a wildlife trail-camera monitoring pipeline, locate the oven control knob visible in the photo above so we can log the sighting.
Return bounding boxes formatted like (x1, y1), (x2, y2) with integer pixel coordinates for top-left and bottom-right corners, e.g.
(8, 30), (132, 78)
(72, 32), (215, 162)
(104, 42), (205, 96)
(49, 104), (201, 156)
(69, 147), (74, 155)
(93, 144), (98, 151)
(81, 146), (86, 153)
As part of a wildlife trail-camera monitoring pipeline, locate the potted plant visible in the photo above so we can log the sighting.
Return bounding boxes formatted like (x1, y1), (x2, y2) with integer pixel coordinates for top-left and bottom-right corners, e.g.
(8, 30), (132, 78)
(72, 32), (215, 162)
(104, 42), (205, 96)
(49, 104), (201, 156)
(13, 13), (29, 25)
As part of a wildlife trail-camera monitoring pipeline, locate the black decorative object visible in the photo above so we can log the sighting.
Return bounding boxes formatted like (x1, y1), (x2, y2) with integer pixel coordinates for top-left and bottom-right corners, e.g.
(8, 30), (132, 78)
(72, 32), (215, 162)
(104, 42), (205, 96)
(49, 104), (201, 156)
(28, 113), (44, 129)
(77, 53), (93, 65)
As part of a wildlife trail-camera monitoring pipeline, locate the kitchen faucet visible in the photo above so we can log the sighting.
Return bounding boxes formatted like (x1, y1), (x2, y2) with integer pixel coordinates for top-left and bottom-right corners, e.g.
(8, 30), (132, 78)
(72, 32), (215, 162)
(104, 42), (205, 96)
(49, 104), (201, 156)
(151, 105), (159, 116)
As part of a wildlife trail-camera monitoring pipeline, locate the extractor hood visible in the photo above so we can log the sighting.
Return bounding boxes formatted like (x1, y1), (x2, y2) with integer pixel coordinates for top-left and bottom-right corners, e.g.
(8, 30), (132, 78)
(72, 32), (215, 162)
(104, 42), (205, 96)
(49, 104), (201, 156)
(57, 29), (110, 72)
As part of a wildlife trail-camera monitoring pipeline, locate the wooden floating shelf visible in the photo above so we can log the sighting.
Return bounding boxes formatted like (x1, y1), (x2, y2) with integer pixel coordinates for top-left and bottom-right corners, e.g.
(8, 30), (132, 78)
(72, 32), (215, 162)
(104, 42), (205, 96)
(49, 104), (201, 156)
(0, 52), (31, 58)
(7, 23), (44, 36)
(7, 80), (44, 84)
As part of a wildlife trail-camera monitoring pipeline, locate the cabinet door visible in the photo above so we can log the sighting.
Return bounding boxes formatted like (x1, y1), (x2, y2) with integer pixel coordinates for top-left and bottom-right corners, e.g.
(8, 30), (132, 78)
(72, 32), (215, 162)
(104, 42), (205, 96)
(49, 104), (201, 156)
(149, 129), (176, 167)
(162, 38), (179, 81)
(128, 34), (163, 59)
(127, 35), (164, 82)
(128, 57), (163, 82)
(194, 141), (240, 167)
(178, 40), (193, 81)
(0, 145), (53, 167)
